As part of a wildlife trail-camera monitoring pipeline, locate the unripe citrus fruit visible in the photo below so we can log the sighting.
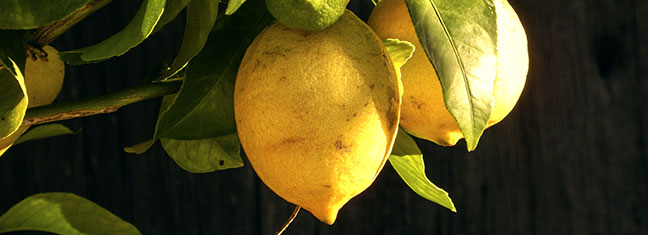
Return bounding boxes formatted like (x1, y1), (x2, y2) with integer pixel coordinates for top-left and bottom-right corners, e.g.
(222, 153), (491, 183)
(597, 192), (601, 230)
(265, 0), (350, 31)
(0, 45), (65, 156)
(368, 0), (528, 146)
(235, 10), (401, 224)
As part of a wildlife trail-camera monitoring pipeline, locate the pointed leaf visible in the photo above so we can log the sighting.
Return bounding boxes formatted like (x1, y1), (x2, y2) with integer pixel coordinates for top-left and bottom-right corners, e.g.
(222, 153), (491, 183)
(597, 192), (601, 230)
(123, 93), (176, 154)
(0, 30), (29, 76)
(153, 0), (193, 33)
(390, 129), (456, 212)
(124, 139), (156, 154)
(160, 0), (220, 79)
(0, 193), (141, 234)
(14, 124), (78, 145)
(225, 0), (247, 15)
(59, 0), (166, 64)
(155, 0), (273, 140)
(0, 0), (90, 29)
(126, 0), (271, 154)
(0, 30), (28, 138)
(0, 62), (27, 139)
(161, 133), (243, 173)
(405, 0), (498, 151)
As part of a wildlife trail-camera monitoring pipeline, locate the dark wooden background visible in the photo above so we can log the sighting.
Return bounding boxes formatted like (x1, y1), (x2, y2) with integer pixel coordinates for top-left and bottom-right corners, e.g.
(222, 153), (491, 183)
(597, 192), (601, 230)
(1, 0), (647, 234)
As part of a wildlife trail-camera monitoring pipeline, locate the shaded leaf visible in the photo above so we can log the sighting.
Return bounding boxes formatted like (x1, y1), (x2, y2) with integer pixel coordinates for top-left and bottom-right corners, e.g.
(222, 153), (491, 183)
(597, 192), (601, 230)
(0, 62), (27, 139)
(123, 93), (176, 154)
(0, 30), (29, 76)
(153, 0), (193, 33)
(124, 139), (156, 154)
(405, 0), (498, 151)
(155, 0), (273, 140)
(0, 0), (89, 29)
(161, 0), (220, 79)
(161, 133), (243, 173)
(389, 129), (456, 212)
(0, 30), (29, 138)
(14, 124), (78, 145)
(59, 0), (166, 64)
(125, 0), (271, 154)
(0, 193), (141, 234)
(0, 126), (27, 157)
(225, 0), (247, 15)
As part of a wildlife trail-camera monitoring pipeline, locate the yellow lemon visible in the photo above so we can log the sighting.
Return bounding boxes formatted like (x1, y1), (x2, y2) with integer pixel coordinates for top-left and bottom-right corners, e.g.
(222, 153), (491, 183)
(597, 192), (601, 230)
(24, 45), (65, 108)
(0, 45), (65, 156)
(235, 10), (401, 224)
(368, 0), (528, 146)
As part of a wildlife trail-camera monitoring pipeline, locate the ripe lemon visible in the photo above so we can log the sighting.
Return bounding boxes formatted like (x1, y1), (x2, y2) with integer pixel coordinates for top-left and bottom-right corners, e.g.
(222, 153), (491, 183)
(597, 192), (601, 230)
(235, 10), (401, 224)
(265, 0), (350, 31)
(368, 0), (528, 146)
(24, 46), (65, 108)
(0, 45), (65, 156)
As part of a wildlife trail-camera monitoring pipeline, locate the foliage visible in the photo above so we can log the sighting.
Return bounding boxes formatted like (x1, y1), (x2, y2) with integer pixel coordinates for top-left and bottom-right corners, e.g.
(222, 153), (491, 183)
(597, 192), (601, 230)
(0, 0), (516, 232)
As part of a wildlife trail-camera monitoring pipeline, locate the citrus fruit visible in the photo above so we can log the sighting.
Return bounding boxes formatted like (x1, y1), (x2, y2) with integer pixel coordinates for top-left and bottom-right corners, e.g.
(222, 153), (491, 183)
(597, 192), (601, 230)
(265, 0), (350, 31)
(368, 0), (528, 146)
(234, 10), (401, 224)
(0, 45), (65, 156)
(24, 45), (65, 108)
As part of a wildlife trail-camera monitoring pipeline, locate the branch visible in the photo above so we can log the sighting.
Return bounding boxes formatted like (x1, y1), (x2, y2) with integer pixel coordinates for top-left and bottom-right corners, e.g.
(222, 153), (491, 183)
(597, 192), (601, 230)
(22, 80), (182, 126)
(31, 0), (114, 46)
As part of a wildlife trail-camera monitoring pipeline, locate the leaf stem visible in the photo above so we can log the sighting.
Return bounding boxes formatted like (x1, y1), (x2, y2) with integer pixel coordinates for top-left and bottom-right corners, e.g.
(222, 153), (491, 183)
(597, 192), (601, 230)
(22, 80), (182, 126)
(274, 205), (301, 235)
(31, 0), (114, 46)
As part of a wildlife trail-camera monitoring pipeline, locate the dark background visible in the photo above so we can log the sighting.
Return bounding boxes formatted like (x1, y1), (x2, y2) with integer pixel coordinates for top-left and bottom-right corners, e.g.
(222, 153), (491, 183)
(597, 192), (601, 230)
(1, 0), (647, 234)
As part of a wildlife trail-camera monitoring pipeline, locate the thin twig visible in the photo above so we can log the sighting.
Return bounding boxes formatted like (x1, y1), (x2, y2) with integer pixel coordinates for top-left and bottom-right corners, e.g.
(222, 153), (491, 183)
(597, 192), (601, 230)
(22, 80), (182, 126)
(274, 205), (301, 235)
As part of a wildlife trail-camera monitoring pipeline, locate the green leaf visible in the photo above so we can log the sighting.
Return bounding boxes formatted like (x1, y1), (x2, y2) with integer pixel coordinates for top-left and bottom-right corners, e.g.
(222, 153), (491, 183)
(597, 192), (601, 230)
(0, 30), (29, 76)
(405, 0), (498, 151)
(389, 129), (456, 212)
(0, 30), (28, 138)
(124, 139), (156, 154)
(0, 66), (26, 139)
(160, 0), (220, 79)
(161, 133), (243, 173)
(225, 0), (247, 15)
(125, 0), (271, 154)
(155, 0), (273, 140)
(0, 0), (89, 29)
(14, 124), (78, 145)
(153, 0), (193, 33)
(59, 0), (166, 64)
(0, 192), (141, 234)
(123, 93), (177, 154)
(383, 38), (415, 80)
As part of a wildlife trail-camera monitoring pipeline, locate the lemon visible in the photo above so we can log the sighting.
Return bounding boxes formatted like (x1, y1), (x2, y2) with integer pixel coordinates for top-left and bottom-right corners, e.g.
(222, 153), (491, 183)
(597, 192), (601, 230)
(368, 0), (528, 146)
(265, 0), (350, 31)
(23, 46), (65, 108)
(0, 45), (65, 156)
(235, 10), (401, 224)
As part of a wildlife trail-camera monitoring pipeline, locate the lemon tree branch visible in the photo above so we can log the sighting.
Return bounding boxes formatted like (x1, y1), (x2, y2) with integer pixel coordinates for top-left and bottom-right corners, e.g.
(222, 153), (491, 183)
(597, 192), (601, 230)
(31, 0), (114, 46)
(22, 80), (181, 126)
